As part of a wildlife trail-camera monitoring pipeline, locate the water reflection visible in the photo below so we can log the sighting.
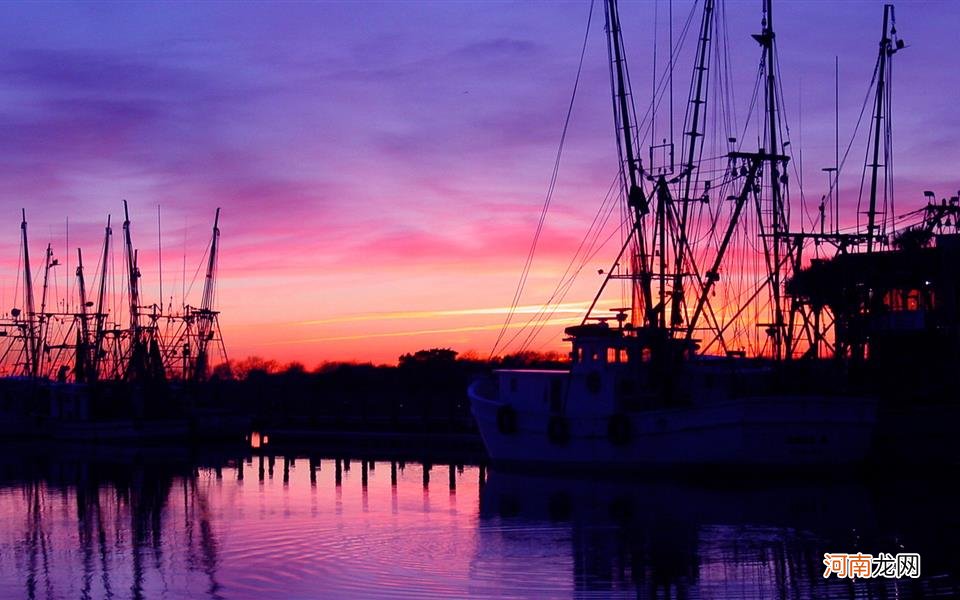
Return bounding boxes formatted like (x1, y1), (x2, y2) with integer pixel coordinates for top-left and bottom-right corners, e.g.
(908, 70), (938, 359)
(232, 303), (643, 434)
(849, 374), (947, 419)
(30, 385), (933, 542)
(478, 471), (960, 598)
(1, 450), (221, 600)
(0, 446), (957, 598)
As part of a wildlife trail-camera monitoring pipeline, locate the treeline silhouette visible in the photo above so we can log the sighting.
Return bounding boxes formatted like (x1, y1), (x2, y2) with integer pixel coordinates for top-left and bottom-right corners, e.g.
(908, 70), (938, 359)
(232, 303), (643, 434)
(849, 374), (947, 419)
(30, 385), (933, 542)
(207, 349), (566, 433)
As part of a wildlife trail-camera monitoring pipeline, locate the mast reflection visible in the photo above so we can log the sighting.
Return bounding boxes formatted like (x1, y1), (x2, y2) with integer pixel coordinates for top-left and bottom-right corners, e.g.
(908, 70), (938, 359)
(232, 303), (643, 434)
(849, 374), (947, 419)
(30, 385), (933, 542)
(1, 450), (223, 600)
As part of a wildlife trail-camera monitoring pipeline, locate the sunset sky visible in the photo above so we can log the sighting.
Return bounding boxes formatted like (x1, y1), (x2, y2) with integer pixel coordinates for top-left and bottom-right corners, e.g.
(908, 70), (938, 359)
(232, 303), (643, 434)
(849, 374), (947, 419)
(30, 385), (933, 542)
(1, 1), (959, 366)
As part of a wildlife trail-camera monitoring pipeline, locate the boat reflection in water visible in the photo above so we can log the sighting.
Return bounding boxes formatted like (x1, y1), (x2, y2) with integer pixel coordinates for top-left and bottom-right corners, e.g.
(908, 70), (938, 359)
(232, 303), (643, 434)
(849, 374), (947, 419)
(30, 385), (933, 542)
(0, 448), (224, 600)
(1, 446), (957, 598)
(477, 469), (958, 599)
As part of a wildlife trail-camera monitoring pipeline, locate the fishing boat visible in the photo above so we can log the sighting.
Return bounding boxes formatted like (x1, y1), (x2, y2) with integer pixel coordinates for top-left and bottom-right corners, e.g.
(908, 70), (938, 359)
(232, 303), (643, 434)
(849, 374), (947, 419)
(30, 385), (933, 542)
(467, 0), (927, 467)
(0, 202), (246, 442)
(470, 342), (876, 467)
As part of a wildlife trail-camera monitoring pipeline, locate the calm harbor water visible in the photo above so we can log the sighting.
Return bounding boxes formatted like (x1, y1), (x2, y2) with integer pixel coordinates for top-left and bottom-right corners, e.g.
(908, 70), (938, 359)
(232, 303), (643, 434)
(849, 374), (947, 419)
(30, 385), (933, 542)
(1, 444), (957, 599)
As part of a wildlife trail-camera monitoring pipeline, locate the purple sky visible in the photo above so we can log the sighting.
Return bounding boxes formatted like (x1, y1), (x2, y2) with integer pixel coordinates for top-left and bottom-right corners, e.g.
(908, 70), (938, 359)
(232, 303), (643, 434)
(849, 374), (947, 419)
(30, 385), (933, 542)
(1, 1), (958, 364)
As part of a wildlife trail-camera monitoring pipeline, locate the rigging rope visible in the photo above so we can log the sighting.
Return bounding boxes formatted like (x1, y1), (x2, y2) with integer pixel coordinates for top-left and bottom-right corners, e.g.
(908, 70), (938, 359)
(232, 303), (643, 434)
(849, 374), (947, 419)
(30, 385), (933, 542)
(489, 0), (595, 359)
(514, 173), (624, 353)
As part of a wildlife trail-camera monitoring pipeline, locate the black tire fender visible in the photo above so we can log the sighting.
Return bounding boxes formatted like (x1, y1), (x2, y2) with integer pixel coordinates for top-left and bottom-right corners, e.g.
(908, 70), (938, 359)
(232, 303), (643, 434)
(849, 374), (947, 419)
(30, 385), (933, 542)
(607, 413), (631, 445)
(586, 372), (602, 394)
(547, 415), (570, 445)
(496, 404), (517, 434)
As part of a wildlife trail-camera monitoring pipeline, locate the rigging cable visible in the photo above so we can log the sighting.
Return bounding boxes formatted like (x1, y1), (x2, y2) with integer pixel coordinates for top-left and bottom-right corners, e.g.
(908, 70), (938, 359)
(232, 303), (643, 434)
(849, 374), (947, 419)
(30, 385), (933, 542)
(651, 0), (658, 149)
(489, 0), (595, 359)
(669, 0), (675, 158)
(515, 173), (624, 353)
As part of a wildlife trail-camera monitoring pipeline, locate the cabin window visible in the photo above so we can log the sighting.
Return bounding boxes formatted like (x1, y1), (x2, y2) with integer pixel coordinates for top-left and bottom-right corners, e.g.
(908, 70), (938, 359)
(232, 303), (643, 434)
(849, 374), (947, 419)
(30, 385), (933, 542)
(641, 348), (652, 362)
(906, 291), (920, 311)
(607, 348), (619, 364)
(591, 350), (601, 363)
(883, 288), (934, 312)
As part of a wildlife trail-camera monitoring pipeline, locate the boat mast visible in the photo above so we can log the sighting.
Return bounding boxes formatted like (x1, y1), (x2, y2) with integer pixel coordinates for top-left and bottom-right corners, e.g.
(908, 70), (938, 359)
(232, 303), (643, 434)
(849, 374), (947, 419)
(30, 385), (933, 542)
(753, 0), (788, 360)
(20, 210), (38, 378)
(671, 0), (715, 330)
(192, 208), (221, 382)
(38, 244), (57, 377)
(92, 216), (111, 380)
(605, 0), (654, 328)
(865, 4), (895, 253)
(122, 200), (150, 380)
(122, 201), (141, 335)
(75, 248), (91, 382)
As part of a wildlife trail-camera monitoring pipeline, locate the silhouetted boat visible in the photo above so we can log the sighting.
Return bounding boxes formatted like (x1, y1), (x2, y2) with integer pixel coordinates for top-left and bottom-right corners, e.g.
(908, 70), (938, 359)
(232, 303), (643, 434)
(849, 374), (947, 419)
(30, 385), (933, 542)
(0, 203), (248, 442)
(467, 0), (934, 467)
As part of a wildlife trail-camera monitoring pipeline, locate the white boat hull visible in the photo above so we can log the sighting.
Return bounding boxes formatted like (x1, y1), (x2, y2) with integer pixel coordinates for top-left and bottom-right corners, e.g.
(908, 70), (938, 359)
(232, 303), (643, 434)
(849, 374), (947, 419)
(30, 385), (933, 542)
(470, 378), (876, 467)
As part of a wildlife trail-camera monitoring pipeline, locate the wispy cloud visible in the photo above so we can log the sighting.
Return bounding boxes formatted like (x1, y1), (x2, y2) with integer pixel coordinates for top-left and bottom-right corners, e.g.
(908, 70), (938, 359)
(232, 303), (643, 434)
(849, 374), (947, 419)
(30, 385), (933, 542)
(298, 302), (589, 326)
(267, 316), (581, 345)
